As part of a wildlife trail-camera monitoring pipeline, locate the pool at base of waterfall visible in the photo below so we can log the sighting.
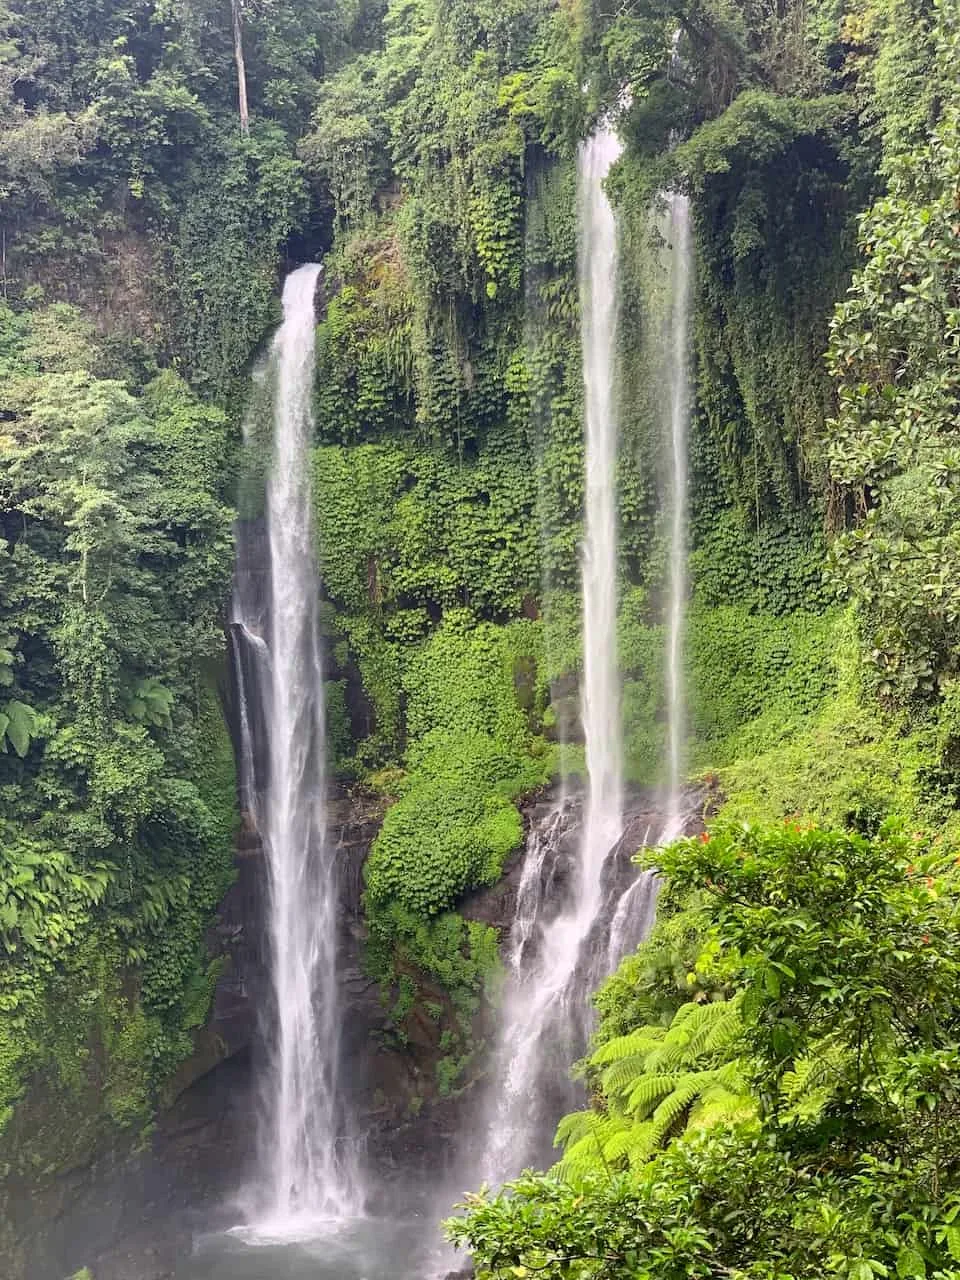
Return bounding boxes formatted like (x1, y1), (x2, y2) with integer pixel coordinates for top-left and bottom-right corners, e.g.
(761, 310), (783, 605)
(180, 1215), (459, 1280)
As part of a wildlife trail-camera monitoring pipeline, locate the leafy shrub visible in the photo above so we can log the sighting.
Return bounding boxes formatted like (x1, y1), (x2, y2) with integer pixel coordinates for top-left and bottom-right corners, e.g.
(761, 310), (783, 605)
(364, 747), (523, 916)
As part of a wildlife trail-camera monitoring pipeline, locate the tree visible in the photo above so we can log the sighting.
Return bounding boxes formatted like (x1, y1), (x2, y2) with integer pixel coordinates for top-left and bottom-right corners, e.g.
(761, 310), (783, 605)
(555, 998), (750, 1181)
(231, 0), (250, 135)
(826, 10), (960, 700)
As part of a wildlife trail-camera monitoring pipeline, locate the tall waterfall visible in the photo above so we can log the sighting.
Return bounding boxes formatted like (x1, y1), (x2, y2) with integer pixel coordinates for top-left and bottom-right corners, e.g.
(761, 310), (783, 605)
(661, 193), (693, 840)
(576, 123), (626, 941)
(232, 264), (361, 1231)
(475, 124), (626, 1187)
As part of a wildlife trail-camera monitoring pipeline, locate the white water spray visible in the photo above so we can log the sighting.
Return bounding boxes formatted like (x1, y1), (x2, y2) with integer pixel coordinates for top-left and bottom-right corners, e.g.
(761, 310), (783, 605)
(660, 194), (693, 842)
(476, 123), (626, 1187)
(232, 264), (361, 1233)
(476, 799), (579, 1184)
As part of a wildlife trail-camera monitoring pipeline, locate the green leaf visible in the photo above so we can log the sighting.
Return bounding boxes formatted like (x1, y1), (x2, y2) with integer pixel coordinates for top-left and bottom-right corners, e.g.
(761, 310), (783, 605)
(2, 700), (38, 758)
(943, 1226), (960, 1263)
(896, 1247), (926, 1279)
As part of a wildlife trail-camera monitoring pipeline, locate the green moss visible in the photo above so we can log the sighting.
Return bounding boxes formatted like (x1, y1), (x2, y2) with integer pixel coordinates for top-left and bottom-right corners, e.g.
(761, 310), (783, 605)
(688, 605), (838, 767)
(616, 597), (839, 787)
(714, 614), (960, 848)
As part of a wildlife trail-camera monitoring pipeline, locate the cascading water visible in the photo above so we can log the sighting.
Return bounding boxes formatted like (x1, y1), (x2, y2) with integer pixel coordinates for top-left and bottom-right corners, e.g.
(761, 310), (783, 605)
(576, 123), (627, 959)
(231, 264), (362, 1232)
(475, 798), (580, 1184)
(475, 122), (627, 1188)
(660, 192), (693, 842)
(605, 826), (654, 968)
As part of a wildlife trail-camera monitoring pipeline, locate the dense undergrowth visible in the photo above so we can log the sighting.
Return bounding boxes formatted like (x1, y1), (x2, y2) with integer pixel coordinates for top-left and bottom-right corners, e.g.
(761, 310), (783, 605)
(450, 822), (960, 1279)
(0, 304), (236, 1162)
(1, 0), (959, 1271)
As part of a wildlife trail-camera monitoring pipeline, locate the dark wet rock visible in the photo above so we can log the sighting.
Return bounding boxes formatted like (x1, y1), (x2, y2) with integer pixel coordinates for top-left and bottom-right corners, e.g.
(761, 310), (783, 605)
(0, 1052), (255, 1280)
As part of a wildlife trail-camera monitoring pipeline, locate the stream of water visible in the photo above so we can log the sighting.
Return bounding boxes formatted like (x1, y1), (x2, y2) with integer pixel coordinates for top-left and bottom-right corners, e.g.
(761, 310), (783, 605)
(661, 191), (693, 841)
(473, 121), (629, 1189)
(231, 264), (362, 1235)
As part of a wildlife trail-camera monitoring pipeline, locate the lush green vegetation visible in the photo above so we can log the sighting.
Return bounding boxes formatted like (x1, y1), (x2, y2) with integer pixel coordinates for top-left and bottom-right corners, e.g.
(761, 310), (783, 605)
(0, 302), (235, 1158)
(1, 0), (959, 1270)
(450, 821), (960, 1279)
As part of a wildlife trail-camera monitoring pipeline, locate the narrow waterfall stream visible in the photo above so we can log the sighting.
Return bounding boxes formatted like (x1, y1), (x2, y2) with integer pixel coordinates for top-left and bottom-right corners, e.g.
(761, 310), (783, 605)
(468, 161), (697, 1200)
(574, 123), (628, 970)
(661, 192), (693, 840)
(231, 265), (362, 1235)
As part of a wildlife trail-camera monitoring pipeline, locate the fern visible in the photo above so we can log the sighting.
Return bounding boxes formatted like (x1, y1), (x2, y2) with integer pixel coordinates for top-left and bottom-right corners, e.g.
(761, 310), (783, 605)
(554, 1109), (601, 1148)
(592, 1028), (666, 1066)
(779, 1039), (850, 1123)
(555, 997), (755, 1184)
(624, 1072), (680, 1115)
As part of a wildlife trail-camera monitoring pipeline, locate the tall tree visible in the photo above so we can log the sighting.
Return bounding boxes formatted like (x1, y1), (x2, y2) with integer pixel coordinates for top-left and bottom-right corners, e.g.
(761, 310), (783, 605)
(231, 0), (250, 135)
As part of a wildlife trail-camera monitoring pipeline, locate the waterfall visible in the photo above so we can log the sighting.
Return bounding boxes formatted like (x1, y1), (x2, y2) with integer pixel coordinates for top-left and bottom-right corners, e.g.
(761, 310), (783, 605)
(232, 264), (361, 1232)
(476, 798), (580, 1183)
(660, 193), (693, 841)
(576, 123), (626, 938)
(474, 123), (627, 1188)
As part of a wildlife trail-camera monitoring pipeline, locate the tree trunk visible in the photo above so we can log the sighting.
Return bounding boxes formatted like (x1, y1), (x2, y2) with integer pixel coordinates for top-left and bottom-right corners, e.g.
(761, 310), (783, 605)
(231, 0), (250, 137)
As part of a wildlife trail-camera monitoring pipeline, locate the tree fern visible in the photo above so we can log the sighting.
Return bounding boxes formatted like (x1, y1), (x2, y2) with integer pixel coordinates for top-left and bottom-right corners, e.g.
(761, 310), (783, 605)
(624, 1072), (680, 1115)
(554, 1108), (602, 1149)
(555, 997), (754, 1184)
(779, 1039), (850, 1123)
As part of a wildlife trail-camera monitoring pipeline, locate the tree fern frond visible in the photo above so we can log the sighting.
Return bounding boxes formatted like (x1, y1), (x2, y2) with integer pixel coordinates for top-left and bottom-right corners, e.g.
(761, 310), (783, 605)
(648, 1077), (704, 1147)
(622, 1122), (659, 1169)
(695, 1002), (743, 1060)
(605, 1119), (657, 1168)
(600, 1053), (652, 1096)
(554, 1108), (599, 1149)
(591, 1029), (664, 1067)
(624, 1072), (679, 1117)
(555, 997), (753, 1178)
(669, 1000), (740, 1063)
(780, 1040), (850, 1123)
(690, 1079), (755, 1130)
(556, 1114), (630, 1181)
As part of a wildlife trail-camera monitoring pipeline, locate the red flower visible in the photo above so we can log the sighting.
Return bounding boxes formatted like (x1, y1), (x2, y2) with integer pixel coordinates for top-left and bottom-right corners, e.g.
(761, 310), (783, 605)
(698, 832), (709, 844)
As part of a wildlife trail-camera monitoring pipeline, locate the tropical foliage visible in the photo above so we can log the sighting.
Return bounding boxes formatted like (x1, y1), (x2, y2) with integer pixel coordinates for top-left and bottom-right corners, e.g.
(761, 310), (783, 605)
(1, 0), (959, 1268)
(450, 822), (960, 1280)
